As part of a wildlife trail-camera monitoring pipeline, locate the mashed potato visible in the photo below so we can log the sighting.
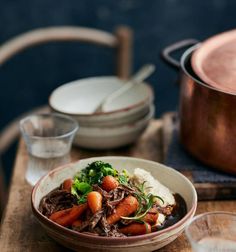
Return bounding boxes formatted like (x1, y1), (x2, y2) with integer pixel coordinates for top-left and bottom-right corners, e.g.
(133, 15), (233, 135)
(132, 168), (175, 207)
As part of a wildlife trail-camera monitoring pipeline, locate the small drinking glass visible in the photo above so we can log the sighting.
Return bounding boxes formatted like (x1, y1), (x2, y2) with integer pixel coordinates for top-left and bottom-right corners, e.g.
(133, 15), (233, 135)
(185, 212), (236, 252)
(20, 113), (78, 186)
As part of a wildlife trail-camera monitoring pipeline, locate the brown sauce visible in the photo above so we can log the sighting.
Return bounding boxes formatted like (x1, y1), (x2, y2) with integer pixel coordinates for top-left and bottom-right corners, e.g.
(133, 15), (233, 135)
(156, 193), (187, 231)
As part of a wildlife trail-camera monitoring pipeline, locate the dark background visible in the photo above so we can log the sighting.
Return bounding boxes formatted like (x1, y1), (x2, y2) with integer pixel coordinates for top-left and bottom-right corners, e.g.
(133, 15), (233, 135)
(0, 0), (235, 180)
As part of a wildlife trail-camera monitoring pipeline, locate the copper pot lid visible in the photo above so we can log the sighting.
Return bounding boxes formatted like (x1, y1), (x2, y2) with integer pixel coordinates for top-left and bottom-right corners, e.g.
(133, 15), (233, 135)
(192, 29), (236, 93)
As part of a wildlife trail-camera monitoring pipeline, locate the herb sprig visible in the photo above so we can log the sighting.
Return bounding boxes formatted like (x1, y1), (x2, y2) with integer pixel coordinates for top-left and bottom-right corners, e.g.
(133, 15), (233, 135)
(121, 181), (164, 221)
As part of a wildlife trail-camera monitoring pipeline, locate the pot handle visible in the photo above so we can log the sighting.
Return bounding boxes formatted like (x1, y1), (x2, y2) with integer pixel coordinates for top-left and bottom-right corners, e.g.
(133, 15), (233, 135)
(162, 39), (199, 68)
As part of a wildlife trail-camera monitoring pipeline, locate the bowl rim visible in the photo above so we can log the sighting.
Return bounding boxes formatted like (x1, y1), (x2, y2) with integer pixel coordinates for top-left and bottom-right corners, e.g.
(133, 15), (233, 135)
(77, 105), (154, 136)
(31, 156), (197, 244)
(48, 76), (154, 116)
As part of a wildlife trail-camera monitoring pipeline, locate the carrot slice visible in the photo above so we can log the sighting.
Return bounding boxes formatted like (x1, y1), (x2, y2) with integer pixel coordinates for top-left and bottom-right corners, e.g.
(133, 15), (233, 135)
(62, 178), (73, 192)
(101, 175), (119, 192)
(142, 212), (159, 225)
(49, 203), (87, 227)
(119, 222), (152, 236)
(87, 191), (102, 214)
(106, 195), (138, 225)
(72, 219), (83, 229)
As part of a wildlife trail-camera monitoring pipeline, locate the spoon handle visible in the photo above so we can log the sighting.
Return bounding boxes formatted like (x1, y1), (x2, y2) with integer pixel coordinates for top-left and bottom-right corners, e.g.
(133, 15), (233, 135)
(95, 64), (155, 113)
(132, 64), (156, 83)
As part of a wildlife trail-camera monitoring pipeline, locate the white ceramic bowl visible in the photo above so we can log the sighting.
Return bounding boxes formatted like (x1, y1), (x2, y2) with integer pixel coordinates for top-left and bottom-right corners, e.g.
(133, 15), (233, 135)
(73, 104), (154, 149)
(49, 76), (153, 127)
(32, 156), (197, 252)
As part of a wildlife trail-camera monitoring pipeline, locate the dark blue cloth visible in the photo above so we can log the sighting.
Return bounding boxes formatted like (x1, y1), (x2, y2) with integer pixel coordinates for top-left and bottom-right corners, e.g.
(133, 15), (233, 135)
(165, 129), (236, 183)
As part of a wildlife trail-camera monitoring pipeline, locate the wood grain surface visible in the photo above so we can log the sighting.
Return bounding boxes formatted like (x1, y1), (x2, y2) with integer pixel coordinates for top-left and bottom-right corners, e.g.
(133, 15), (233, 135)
(0, 120), (235, 252)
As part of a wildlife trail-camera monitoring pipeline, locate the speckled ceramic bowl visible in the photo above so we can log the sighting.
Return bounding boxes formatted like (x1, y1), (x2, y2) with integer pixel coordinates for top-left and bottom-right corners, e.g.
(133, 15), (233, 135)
(31, 157), (197, 252)
(73, 105), (154, 149)
(49, 76), (153, 127)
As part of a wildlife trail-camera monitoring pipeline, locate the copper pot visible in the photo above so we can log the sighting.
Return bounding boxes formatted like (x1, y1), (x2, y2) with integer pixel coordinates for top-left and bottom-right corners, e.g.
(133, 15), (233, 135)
(162, 39), (236, 174)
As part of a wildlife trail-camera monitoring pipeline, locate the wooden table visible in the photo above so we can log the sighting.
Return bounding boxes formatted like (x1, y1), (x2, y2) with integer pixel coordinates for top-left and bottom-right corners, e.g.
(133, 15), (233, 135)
(0, 120), (235, 252)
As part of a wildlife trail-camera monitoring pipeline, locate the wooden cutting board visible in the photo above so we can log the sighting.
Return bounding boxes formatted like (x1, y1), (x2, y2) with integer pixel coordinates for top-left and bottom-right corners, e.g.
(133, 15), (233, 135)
(162, 112), (236, 201)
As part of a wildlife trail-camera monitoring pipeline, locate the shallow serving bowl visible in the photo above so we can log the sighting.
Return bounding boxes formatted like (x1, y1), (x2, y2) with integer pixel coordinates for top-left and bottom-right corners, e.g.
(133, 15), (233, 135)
(73, 104), (154, 149)
(32, 156), (197, 252)
(49, 76), (153, 127)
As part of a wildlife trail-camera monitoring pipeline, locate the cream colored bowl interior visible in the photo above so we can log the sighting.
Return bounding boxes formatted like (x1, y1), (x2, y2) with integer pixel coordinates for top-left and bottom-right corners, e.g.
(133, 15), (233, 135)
(49, 76), (152, 114)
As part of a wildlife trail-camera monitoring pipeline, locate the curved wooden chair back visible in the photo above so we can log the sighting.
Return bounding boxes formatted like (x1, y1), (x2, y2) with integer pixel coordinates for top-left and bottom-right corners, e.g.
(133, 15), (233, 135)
(0, 26), (133, 214)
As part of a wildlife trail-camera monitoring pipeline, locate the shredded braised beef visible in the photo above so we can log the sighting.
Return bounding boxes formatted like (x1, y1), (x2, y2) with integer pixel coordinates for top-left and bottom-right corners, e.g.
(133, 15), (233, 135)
(156, 205), (174, 216)
(39, 188), (76, 217)
(39, 182), (186, 237)
(69, 185), (134, 237)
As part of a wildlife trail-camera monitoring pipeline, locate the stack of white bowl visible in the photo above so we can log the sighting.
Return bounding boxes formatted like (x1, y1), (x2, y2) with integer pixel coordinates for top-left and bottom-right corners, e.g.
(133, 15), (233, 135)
(49, 76), (154, 149)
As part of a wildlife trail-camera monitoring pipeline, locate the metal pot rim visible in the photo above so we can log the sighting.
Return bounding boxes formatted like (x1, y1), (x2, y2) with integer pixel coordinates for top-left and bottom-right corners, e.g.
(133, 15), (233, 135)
(180, 44), (236, 96)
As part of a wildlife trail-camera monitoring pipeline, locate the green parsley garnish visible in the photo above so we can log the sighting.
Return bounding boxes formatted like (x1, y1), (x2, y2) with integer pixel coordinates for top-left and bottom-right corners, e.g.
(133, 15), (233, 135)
(71, 161), (126, 203)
